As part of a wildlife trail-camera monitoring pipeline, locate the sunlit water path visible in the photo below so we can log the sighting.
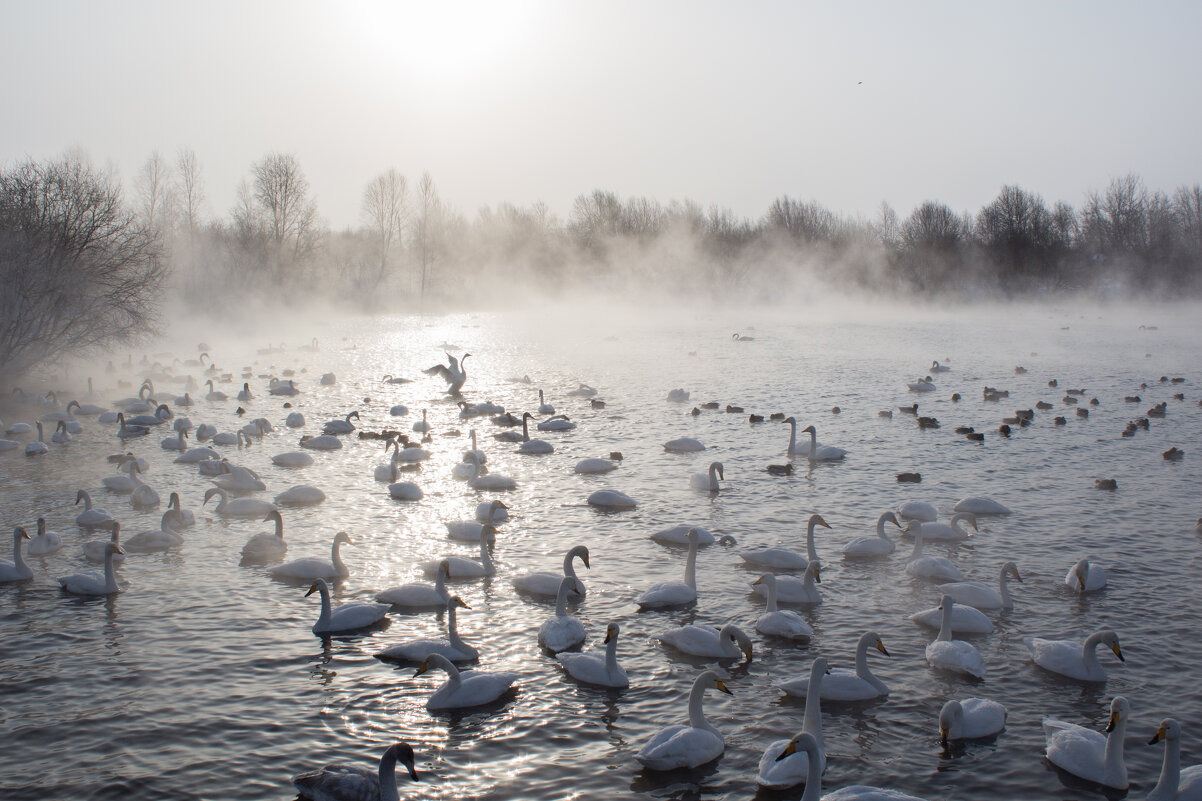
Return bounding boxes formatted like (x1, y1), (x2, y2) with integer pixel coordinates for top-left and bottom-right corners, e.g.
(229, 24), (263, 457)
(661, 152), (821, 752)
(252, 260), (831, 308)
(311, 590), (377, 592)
(1, 304), (1200, 800)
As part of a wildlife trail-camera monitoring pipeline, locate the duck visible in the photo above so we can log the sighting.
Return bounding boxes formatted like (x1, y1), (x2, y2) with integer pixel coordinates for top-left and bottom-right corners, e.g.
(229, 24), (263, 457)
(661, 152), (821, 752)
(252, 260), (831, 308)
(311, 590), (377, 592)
(758, 658), (827, 788)
(939, 561), (1021, 610)
(1043, 695), (1129, 789)
(753, 574), (813, 641)
(27, 517), (64, 555)
(1147, 719), (1202, 801)
(306, 578), (390, 635)
(412, 652), (518, 710)
(0, 527), (34, 582)
(689, 461), (724, 492)
(637, 529), (701, 609)
(778, 633), (890, 701)
(663, 437), (705, 453)
(904, 524), (965, 582)
(58, 542), (124, 595)
(1023, 629), (1124, 682)
(953, 496), (1012, 515)
(635, 670), (732, 770)
(376, 560), (451, 609)
(123, 510), (185, 552)
(925, 596), (986, 678)
(204, 487), (277, 518)
(1065, 558), (1107, 592)
(268, 531), (353, 581)
(841, 512), (902, 559)
(421, 526), (497, 578)
(656, 622), (753, 662)
(557, 622), (629, 688)
(512, 545), (589, 599)
(538, 576), (587, 653)
(742, 513), (829, 570)
(376, 596), (478, 664)
(751, 558), (822, 604)
(939, 698), (1006, 743)
(241, 510), (288, 562)
(909, 512), (977, 542)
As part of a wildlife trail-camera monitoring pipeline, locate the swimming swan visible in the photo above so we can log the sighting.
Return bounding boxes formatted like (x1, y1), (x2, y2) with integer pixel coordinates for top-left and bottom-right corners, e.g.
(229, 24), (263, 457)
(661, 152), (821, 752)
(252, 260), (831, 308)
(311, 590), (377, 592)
(904, 524), (965, 582)
(557, 622), (629, 688)
(635, 670), (732, 770)
(58, 542), (124, 595)
(377, 596), (478, 663)
(1147, 718), (1202, 801)
(537, 576), (587, 653)
(291, 741), (418, 801)
(758, 658), (827, 788)
(953, 496), (1012, 515)
(742, 513), (829, 570)
(412, 652), (518, 710)
(1024, 629), (1124, 682)
(0, 527), (33, 582)
(656, 622), (753, 662)
(939, 561), (1021, 610)
(778, 633), (889, 701)
(204, 487), (277, 518)
(751, 558), (822, 604)
(421, 527), (496, 578)
(513, 545), (589, 598)
(754, 574), (813, 641)
(1065, 558), (1107, 592)
(1043, 695), (1129, 789)
(939, 698), (1006, 742)
(376, 560), (451, 608)
(925, 596), (986, 678)
(690, 461), (724, 492)
(306, 578), (390, 634)
(842, 512), (902, 559)
(241, 510), (288, 562)
(910, 512), (977, 543)
(637, 529), (700, 609)
(124, 510), (185, 552)
(27, 517), (63, 555)
(268, 531), (352, 581)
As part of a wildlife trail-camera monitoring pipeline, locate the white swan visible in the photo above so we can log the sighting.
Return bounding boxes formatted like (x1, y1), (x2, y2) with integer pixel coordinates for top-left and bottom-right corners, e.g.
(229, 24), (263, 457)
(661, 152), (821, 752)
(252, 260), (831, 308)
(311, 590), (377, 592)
(536, 414), (575, 431)
(517, 413), (554, 455)
(461, 428), (487, 465)
(300, 434), (343, 451)
(82, 521), (125, 565)
(292, 741), (419, 801)
(513, 545), (589, 598)
(909, 601), (994, 635)
(275, 485), (325, 506)
(475, 499), (509, 524)
(538, 576), (587, 653)
(130, 481), (160, 510)
(1148, 719), (1202, 801)
(904, 524), (965, 582)
(897, 500), (938, 522)
(411, 409), (431, 433)
(323, 410), (360, 435)
(908, 378), (936, 392)
(204, 379), (227, 401)
(842, 512), (902, 559)
(268, 531), (352, 581)
(925, 596), (986, 678)
(657, 622), (753, 662)
(637, 529), (700, 609)
(751, 558), (822, 604)
(652, 524), (717, 546)
(689, 461), (724, 491)
(953, 496), (1011, 515)
(1066, 558), (1107, 592)
(204, 487), (277, 518)
(772, 732), (931, 800)
(165, 492), (195, 527)
(58, 542), (124, 595)
(910, 512), (977, 542)
(272, 451), (314, 467)
(565, 383), (597, 397)
(421, 526), (496, 578)
(635, 670), (732, 770)
(242, 510), (287, 562)
(445, 519), (497, 543)
(939, 698), (1006, 742)
(1024, 629), (1124, 682)
(587, 489), (636, 509)
(754, 574), (813, 641)
(28, 517), (64, 555)
(1043, 695), (1129, 789)
(285, 412), (305, 427)
(387, 468), (424, 501)
(176, 446), (220, 464)
(212, 462), (266, 493)
(742, 514), (829, 570)
(376, 596), (478, 663)
(376, 560), (451, 609)
(306, 578), (390, 634)
(0, 527), (33, 581)
(778, 633), (890, 701)
(24, 422), (48, 455)
(930, 360), (951, 373)
(101, 458), (142, 493)
(664, 437), (705, 453)
(758, 658), (827, 788)
(939, 561), (1021, 609)
(537, 389), (554, 415)
(424, 352), (470, 395)
(383, 373), (412, 385)
(124, 510), (185, 552)
(574, 457), (618, 474)
(783, 416), (815, 457)
(557, 622), (628, 688)
(802, 424), (846, 461)
(236, 382), (254, 401)
(462, 453), (516, 491)
(413, 652), (518, 710)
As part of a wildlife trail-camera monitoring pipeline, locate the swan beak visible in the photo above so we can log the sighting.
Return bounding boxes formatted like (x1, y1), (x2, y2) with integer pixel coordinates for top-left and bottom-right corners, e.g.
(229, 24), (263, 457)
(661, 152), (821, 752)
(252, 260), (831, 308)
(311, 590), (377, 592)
(114, 545), (125, 555)
(1112, 643), (1125, 662)
(305, 584), (319, 597)
(1014, 569), (1024, 583)
(1105, 711), (1119, 733)
(775, 740), (797, 761)
(603, 628), (614, 644)
(1149, 726), (1167, 745)
(19, 528), (31, 540)
(456, 598), (471, 610)
(414, 661), (429, 678)
(742, 645), (754, 661)
(816, 516), (831, 529)
(814, 566), (821, 584)
(876, 639), (890, 657)
(939, 726), (950, 744)
(752, 576), (764, 586)
(582, 554), (591, 569)
(714, 678), (733, 696)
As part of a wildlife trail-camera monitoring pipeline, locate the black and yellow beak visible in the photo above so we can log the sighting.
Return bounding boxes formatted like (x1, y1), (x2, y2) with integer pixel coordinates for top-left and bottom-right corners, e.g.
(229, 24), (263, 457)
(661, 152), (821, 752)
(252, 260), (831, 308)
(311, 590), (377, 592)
(715, 678), (733, 696)
(775, 740), (797, 762)
(876, 639), (890, 657)
(305, 584), (319, 597)
(1112, 643), (1125, 662)
(1149, 726), (1168, 746)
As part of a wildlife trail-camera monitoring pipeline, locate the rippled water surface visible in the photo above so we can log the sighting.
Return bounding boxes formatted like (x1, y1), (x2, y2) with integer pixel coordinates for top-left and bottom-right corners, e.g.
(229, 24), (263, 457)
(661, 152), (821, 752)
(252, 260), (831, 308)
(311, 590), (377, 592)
(2, 303), (1200, 800)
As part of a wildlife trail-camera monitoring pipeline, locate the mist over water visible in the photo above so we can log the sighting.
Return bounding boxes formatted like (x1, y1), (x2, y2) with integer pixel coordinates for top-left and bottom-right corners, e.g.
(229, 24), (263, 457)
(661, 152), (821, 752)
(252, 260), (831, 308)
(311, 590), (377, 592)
(1, 298), (1200, 800)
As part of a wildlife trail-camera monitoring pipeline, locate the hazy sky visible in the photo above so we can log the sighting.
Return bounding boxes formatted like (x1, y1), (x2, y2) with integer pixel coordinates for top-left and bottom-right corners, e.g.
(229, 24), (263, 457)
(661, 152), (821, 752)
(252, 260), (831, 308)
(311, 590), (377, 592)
(3, 1), (1200, 230)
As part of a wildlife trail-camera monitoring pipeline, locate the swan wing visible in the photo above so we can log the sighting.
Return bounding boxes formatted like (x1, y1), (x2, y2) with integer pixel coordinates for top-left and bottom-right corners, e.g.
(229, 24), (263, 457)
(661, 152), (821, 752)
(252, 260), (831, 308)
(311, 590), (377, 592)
(1044, 719), (1106, 783)
(636, 725), (723, 771)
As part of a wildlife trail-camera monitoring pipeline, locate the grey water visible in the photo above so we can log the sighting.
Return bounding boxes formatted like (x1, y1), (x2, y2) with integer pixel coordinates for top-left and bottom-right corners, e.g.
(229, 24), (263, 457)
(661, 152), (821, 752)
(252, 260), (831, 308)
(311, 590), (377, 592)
(1, 302), (1200, 800)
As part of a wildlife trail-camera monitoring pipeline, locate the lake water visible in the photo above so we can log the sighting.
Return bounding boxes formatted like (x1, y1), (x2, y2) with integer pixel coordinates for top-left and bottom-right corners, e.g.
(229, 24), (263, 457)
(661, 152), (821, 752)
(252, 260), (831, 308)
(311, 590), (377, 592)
(1, 300), (1200, 800)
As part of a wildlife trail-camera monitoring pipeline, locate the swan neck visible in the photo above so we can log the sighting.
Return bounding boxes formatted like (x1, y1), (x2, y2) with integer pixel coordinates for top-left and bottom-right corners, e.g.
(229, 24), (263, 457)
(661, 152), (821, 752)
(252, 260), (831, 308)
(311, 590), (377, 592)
(378, 750), (400, 801)
(13, 530), (27, 571)
(1081, 633), (1105, 673)
(521, 415), (529, 441)
(103, 548), (119, 593)
(937, 603), (954, 641)
(315, 583), (332, 629)
(1103, 713), (1127, 785)
(446, 605), (467, 650)
(683, 540), (698, 589)
(763, 578), (778, 613)
(554, 582), (570, 617)
(802, 667), (824, 749)
(908, 528), (925, 559)
(876, 515), (890, 539)
(800, 757), (822, 801)
(331, 538), (346, 576)
(478, 538), (494, 570)
(274, 515), (284, 539)
(855, 635), (871, 677)
(605, 633), (619, 673)
(434, 566), (448, 599)
(806, 520), (818, 561)
(787, 419), (797, 452)
(1152, 733), (1181, 801)
(687, 678), (718, 734)
(999, 567), (1013, 607)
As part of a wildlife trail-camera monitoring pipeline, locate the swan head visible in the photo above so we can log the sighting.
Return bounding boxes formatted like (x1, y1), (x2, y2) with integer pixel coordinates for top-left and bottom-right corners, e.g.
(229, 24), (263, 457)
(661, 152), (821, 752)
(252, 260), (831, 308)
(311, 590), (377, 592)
(1072, 559), (1092, 587)
(334, 531), (354, 547)
(938, 700), (963, 743)
(569, 545), (591, 569)
(685, 528), (699, 544)
(809, 514), (832, 531)
(105, 542), (125, 557)
(782, 415), (796, 425)
(385, 742), (420, 782)
(882, 511), (901, 528)
(603, 622), (620, 643)
(1096, 630), (1124, 662)
(776, 731), (820, 763)
(808, 559), (822, 583)
(439, 559), (451, 578)
(202, 487), (224, 505)
(953, 512), (979, 531)
(720, 624), (754, 662)
(698, 669), (733, 696)
(868, 632), (890, 656)
(802, 424), (817, 435)
(1002, 561), (1022, 582)
(1149, 718), (1181, 746)
(939, 594), (955, 612)
(753, 573), (775, 589)
(14, 526), (31, 542)
(450, 595), (470, 610)
(1105, 696), (1130, 732)
(304, 579), (329, 598)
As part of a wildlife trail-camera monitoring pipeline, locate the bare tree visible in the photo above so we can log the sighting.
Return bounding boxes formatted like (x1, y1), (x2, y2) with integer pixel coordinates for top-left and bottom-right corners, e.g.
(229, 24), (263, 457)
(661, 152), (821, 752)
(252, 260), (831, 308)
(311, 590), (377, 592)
(250, 152), (320, 274)
(135, 151), (176, 235)
(175, 147), (204, 241)
(360, 168), (408, 292)
(412, 172), (442, 302)
(0, 154), (163, 379)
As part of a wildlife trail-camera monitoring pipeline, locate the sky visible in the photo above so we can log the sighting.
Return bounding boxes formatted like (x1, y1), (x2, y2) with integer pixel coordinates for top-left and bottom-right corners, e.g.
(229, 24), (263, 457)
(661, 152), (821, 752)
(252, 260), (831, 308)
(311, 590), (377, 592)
(3, 0), (1201, 230)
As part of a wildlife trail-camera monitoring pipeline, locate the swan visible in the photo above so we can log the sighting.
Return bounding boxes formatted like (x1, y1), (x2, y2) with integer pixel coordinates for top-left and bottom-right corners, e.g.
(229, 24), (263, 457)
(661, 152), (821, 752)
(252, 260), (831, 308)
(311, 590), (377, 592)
(383, 374), (412, 384)
(802, 424), (845, 461)
(897, 500), (938, 522)
(652, 525), (716, 546)
(236, 382), (253, 401)
(656, 622), (753, 662)
(909, 601), (994, 635)
(413, 652), (518, 710)
(273, 451), (314, 467)
(5, 421), (33, 435)
(538, 576), (588, 653)
(198, 457), (231, 476)
(165, 492), (195, 527)
(50, 420), (71, 444)
(300, 434), (343, 451)
(130, 480), (161, 510)
(939, 561), (1021, 609)
(574, 457), (618, 474)
(421, 527), (496, 578)
(758, 658), (827, 788)
(910, 512), (977, 542)
(461, 429), (487, 465)
(67, 398), (105, 416)
(667, 388), (690, 401)
(637, 529), (700, 609)
(204, 379), (227, 401)
(377, 596), (478, 663)
(587, 489), (635, 510)
(690, 461), (724, 491)
(323, 411), (359, 435)
(566, 383), (597, 397)
(904, 524), (965, 582)
(0, 437), (18, 452)
(536, 414), (575, 432)
(517, 414), (554, 454)
(930, 360), (951, 373)
(268, 531), (352, 581)
(842, 512), (902, 559)
(953, 496), (1011, 515)
(124, 511), (185, 552)
(212, 463), (266, 493)
(212, 430), (250, 447)
(635, 670), (732, 770)
(411, 409), (431, 433)
(925, 596), (986, 678)
(1024, 629), (1124, 682)
(664, 437), (705, 453)
(1066, 558), (1107, 592)
(387, 469), (424, 501)
(242, 510), (288, 562)
(204, 488), (277, 518)
(908, 378), (936, 392)
(394, 445), (430, 462)
(0, 527), (33, 581)
(24, 422), (49, 455)
(195, 423), (217, 441)
(557, 622), (628, 688)
(424, 352), (470, 395)
(268, 378), (299, 396)
(101, 458), (142, 493)
(27, 517), (64, 555)
(1043, 695), (1129, 789)
(476, 500), (508, 523)
(275, 485), (325, 506)
(938, 698), (1006, 742)
(742, 513), (829, 569)
(306, 578), (390, 634)
(513, 545), (589, 598)
(769, 732), (931, 800)
(58, 542), (125, 595)
(537, 389), (554, 415)
(445, 519), (498, 543)
(82, 521), (125, 565)
(462, 453), (516, 491)
(285, 412), (305, 427)
(1148, 719), (1202, 801)
(780, 632), (890, 702)
(751, 559), (822, 604)
(783, 416), (818, 457)
(376, 560), (451, 608)
(754, 574), (813, 641)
